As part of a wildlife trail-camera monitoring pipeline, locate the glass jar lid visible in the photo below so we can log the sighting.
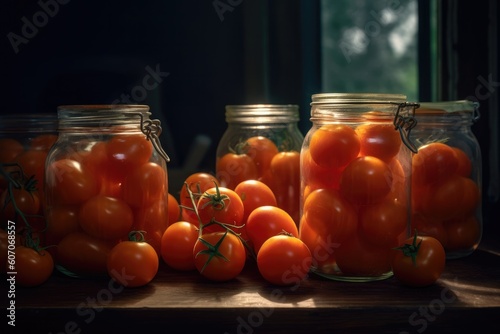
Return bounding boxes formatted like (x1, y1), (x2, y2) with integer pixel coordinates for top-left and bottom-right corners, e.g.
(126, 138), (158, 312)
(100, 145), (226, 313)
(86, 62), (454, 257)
(310, 93), (408, 105)
(225, 104), (299, 123)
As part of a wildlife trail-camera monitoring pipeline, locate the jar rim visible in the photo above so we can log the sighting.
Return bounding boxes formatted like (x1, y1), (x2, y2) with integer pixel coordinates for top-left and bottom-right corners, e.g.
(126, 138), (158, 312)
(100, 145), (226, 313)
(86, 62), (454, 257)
(57, 104), (150, 112)
(225, 104), (299, 123)
(417, 100), (478, 113)
(311, 93), (408, 105)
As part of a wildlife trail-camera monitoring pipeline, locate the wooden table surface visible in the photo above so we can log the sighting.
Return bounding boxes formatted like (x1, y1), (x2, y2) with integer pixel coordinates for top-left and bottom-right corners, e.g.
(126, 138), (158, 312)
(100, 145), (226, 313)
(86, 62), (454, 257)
(4, 235), (500, 334)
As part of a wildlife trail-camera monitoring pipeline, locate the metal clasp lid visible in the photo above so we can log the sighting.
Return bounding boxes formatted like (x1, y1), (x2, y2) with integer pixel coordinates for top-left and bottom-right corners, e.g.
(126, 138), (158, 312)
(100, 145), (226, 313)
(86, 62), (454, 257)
(138, 114), (170, 163)
(393, 102), (419, 153)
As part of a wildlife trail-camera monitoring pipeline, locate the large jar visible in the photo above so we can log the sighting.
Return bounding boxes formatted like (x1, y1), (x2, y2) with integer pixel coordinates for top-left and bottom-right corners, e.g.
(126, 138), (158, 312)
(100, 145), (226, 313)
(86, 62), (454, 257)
(215, 104), (304, 225)
(44, 105), (170, 277)
(0, 114), (58, 239)
(300, 93), (419, 282)
(411, 100), (482, 259)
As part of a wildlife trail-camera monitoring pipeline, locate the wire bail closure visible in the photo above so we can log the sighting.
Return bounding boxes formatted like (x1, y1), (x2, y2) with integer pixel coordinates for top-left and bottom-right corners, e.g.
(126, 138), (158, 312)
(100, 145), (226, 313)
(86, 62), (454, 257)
(138, 113), (170, 163)
(393, 102), (419, 153)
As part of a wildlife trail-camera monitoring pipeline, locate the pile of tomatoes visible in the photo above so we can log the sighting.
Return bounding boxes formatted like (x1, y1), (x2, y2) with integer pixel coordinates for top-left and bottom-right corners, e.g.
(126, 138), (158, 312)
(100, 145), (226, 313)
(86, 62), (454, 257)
(216, 136), (301, 225)
(161, 172), (312, 286)
(411, 142), (481, 256)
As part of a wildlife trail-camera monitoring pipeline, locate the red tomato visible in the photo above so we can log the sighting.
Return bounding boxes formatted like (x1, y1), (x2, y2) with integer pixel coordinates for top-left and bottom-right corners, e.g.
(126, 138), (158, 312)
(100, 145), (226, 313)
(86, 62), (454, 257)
(167, 193), (181, 226)
(443, 215), (481, 253)
(244, 136), (279, 178)
(359, 198), (408, 247)
(45, 159), (99, 205)
(160, 221), (199, 271)
(302, 188), (357, 245)
(300, 148), (343, 191)
(257, 234), (312, 286)
(299, 216), (337, 273)
(1, 187), (41, 219)
(412, 142), (458, 186)
(335, 235), (394, 277)
(121, 162), (167, 208)
(193, 231), (246, 282)
(339, 156), (393, 205)
(132, 199), (169, 255)
(355, 123), (402, 162)
(15, 149), (47, 187)
(419, 175), (480, 220)
(309, 124), (360, 169)
(30, 134), (58, 151)
(411, 213), (448, 249)
(0, 138), (24, 163)
(216, 152), (258, 190)
(44, 205), (80, 246)
(196, 186), (245, 235)
(107, 239), (159, 287)
(179, 172), (220, 224)
(78, 195), (134, 240)
(392, 233), (446, 287)
(57, 232), (114, 276)
(452, 147), (472, 178)
(234, 179), (277, 226)
(106, 134), (154, 179)
(246, 205), (298, 253)
(268, 151), (301, 225)
(12, 246), (54, 287)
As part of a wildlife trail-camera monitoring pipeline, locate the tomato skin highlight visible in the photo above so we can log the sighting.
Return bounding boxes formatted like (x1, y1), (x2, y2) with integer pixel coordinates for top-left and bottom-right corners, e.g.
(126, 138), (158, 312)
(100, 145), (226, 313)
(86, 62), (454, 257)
(193, 232), (246, 282)
(257, 235), (312, 286)
(107, 240), (159, 288)
(392, 235), (446, 287)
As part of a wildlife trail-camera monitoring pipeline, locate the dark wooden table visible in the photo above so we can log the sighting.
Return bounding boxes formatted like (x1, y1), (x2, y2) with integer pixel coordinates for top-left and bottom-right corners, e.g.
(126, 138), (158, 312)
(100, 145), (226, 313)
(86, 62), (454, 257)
(3, 235), (500, 334)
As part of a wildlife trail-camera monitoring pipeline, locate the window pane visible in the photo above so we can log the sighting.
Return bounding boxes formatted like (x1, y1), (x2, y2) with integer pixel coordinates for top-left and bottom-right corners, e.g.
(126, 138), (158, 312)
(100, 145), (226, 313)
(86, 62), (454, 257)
(321, 0), (418, 101)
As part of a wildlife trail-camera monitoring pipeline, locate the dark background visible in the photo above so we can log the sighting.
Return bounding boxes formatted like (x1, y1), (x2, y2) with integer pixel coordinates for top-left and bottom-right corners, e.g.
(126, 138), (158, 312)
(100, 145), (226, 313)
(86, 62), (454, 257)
(0, 0), (498, 236)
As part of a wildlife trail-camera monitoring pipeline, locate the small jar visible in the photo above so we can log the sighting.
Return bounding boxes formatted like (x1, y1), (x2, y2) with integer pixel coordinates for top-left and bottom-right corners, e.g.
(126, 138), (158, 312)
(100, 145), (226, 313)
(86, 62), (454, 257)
(300, 93), (419, 282)
(411, 100), (482, 259)
(44, 105), (170, 277)
(215, 104), (304, 225)
(0, 114), (58, 237)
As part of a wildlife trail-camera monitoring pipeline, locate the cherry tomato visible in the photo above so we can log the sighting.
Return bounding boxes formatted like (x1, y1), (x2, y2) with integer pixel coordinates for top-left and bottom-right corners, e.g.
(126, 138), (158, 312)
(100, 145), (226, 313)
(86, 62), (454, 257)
(167, 193), (181, 226)
(359, 198), (408, 248)
(160, 221), (199, 271)
(299, 216), (337, 273)
(79, 195), (134, 240)
(300, 148), (342, 191)
(30, 134), (58, 151)
(246, 205), (298, 253)
(269, 151), (301, 225)
(57, 232), (114, 276)
(411, 213), (448, 249)
(412, 142), (458, 186)
(216, 152), (258, 190)
(443, 215), (481, 253)
(197, 186), (245, 235)
(355, 123), (402, 162)
(193, 231), (246, 282)
(302, 188), (357, 245)
(335, 235), (393, 277)
(44, 205), (80, 246)
(107, 238), (159, 287)
(45, 159), (99, 205)
(244, 136), (279, 178)
(15, 149), (47, 188)
(121, 162), (167, 208)
(392, 233), (446, 287)
(309, 124), (360, 169)
(13, 246), (54, 287)
(0, 138), (24, 163)
(234, 179), (277, 226)
(257, 234), (312, 286)
(452, 147), (472, 178)
(132, 199), (169, 255)
(339, 156), (393, 205)
(106, 134), (154, 180)
(179, 172), (220, 224)
(1, 187), (41, 218)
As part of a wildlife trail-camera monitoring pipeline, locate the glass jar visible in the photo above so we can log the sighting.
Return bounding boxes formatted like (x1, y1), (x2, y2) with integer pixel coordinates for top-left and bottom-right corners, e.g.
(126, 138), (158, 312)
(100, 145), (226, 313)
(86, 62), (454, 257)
(44, 105), (170, 277)
(300, 93), (419, 282)
(0, 114), (58, 238)
(215, 104), (304, 225)
(411, 100), (482, 259)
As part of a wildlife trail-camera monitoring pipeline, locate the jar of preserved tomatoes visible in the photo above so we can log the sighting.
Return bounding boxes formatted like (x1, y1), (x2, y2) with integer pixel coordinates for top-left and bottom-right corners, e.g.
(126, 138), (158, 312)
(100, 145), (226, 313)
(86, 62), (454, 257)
(300, 93), (419, 282)
(0, 114), (58, 239)
(215, 104), (304, 225)
(410, 100), (482, 259)
(44, 105), (170, 277)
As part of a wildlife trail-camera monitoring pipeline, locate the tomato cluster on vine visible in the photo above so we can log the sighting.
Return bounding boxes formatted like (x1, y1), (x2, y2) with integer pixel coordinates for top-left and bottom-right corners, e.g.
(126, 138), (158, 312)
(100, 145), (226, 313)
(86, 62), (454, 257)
(161, 172), (312, 286)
